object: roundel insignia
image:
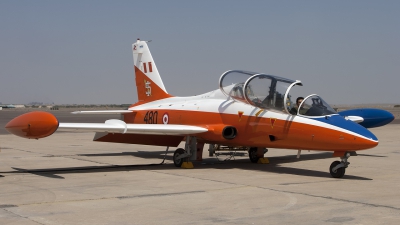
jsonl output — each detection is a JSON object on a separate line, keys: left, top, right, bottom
{"left": 163, "top": 113, "right": 169, "bottom": 124}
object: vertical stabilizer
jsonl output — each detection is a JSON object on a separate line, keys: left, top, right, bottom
{"left": 132, "top": 39, "right": 172, "bottom": 103}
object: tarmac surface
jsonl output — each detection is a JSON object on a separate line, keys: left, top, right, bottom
{"left": 0, "top": 110, "right": 400, "bottom": 224}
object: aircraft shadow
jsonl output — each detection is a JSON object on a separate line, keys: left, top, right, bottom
{"left": 1, "top": 151, "right": 372, "bottom": 181}
{"left": 356, "top": 154, "right": 387, "bottom": 158}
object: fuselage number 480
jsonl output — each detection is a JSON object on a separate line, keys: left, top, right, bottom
{"left": 144, "top": 111, "right": 158, "bottom": 124}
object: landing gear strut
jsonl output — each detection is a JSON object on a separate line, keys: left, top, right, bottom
{"left": 330, "top": 152, "right": 351, "bottom": 178}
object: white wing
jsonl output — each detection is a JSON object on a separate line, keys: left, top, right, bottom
{"left": 58, "top": 119, "right": 207, "bottom": 135}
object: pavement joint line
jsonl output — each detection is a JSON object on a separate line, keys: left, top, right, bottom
{"left": 0, "top": 204, "right": 18, "bottom": 208}
{"left": 0, "top": 190, "right": 213, "bottom": 208}
{"left": 2, "top": 208, "right": 46, "bottom": 225}
{"left": 60, "top": 155, "right": 112, "bottom": 166}
{"left": 3, "top": 147, "right": 116, "bottom": 166}
{"left": 116, "top": 190, "right": 205, "bottom": 199}
{"left": 149, "top": 170, "right": 400, "bottom": 212}
{"left": 279, "top": 180, "right": 338, "bottom": 185}
{"left": 9, "top": 148, "right": 53, "bottom": 156}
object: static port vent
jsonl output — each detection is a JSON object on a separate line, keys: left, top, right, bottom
{"left": 222, "top": 126, "right": 237, "bottom": 140}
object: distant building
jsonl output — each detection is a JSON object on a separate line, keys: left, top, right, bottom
{"left": 29, "top": 102, "right": 43, "bottom": 105}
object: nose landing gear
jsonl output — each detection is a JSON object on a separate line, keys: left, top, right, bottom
{"left": 330, "top": 152, "right": 351, "bottom": 178}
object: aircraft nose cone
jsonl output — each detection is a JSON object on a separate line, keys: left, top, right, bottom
{"left": 354, "top": 134, "right": 378, "bottom": 150}
{"left": 341, "top": 118, "right": 379, "bottom": 150}
{"left": 5, "top": 111, "right": 59, "bottom": 139}
{"left": 315, "top": 115, "right": 379, "bottom": 150}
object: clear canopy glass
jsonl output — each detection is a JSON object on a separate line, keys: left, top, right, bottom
{"left": 243, "top": 74, "right": 296, "bottom": 112}
{"left": 219, "top": 70, "right": 256, "bottom": 103}
{"left": 219, "top": 70, "right": 301, "bottom": 113}
{"left": 298, "top": 94, "right": 337, "bottom": 116}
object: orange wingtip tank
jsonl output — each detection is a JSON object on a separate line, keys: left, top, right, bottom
{"left": 5, "top": 111, "right": 59, "bottom": 139}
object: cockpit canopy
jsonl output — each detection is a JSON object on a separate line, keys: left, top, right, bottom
{"left": 219, "top": 70, "right": 337, "bottom": 117}
{"left": 219, "top": 70, "right": 302, "bottom": 113}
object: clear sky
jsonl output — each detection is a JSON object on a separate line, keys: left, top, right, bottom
{"left": 1, "top": 0, "right": 399, "bottom": 105}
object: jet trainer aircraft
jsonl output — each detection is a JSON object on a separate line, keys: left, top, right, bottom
{"left": 5, "top": 39, "right": 394, "bottom": 178}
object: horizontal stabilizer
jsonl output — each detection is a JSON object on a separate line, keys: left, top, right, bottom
{"left": 58, "top": 119, "right": 208, "bottom": 135}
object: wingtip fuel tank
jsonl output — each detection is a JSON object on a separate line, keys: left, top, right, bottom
{"left": 5, "top": 111, "right": 59, "bottom": 139}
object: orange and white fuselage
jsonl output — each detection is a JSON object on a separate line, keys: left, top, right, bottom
{"left": 124, "top": 84, "right": 378, "bottom": 152}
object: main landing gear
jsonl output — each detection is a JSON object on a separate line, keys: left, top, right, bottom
{"left": 248, "top": 147, "right": 269, "bottom": 164}
{"left": 248, "top": 147, "right": 259, "bottom": 163}
{"left": 330, "top": 152, "right": 351, "bottom": 178}
{"left": 173, "top": 136, "right": 199, "bottom": 169}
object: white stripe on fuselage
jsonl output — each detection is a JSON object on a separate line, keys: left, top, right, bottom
{"left": 129, "top": 89, "right": 376, "bottom": 142}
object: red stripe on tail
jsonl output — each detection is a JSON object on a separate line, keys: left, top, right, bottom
{"left": 143, "top": 63, "right": 147, "bottom": 73}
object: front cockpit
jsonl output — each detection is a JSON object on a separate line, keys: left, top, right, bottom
{"left": 298, "top": 94, "right": 338, "bottom": 117}
{"left": 219, "top": 70, "right": 337, "bottom": 117}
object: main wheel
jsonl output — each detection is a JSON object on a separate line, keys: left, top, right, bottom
{"left": 248, "top": 147, "right": 259, "bottom": 163}
{"left": 173, "top": 148, "right": 185, "bottom": 167}
{"left": 330, "top": 161, "right": 346, "bottom": 178}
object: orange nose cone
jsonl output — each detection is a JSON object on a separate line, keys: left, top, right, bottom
{"left": 5, "top": 111, "right": 59, "bottom": 139}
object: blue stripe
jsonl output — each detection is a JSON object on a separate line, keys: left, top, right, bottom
{"left": 309, "top": 115, "right": 378, "bottom": 141}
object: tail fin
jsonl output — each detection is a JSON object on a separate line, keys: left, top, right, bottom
{"left": 132, "top": 39, "right": 172, "bottom": 104}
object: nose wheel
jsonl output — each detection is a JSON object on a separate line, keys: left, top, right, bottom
{"left": 330, "top": 152, "right": 351, "bottom": 178}
{"left": 330, "top": 161, "right": 346, "bottom": 178}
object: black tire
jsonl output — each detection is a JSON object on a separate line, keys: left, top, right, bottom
{"left": 330, "top": 161, "right": 346, "bottom": 178}
{"left": 173, "top": 148, "right": 185, "bottom": 167}
{"left": 248, "top": 147, "right": 259, "bottom": 163}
